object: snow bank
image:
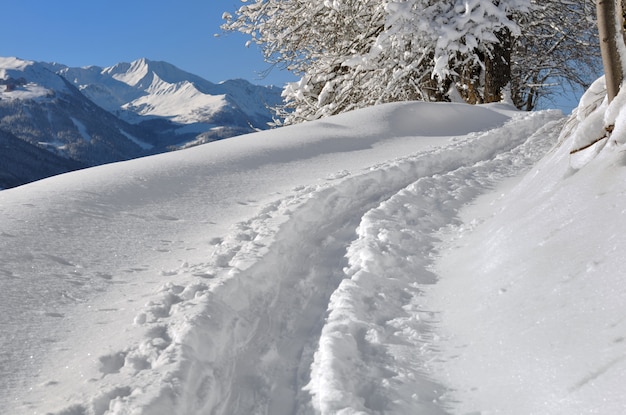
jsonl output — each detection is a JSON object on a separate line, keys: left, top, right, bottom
{"left": 428, "top": 81, "right": 626, "bottom": 413}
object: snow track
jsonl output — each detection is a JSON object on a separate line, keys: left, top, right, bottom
{"left": 310, "top": 118, "right": 562, "bottom": 414}
{"left": 56, "top": 109, "right": 561, "bottom": 414}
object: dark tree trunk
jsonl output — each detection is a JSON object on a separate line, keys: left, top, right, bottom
{"left": 460, "top": 59, "right": 484, "bottom": 105}
{"left": 484, "top": 27, "right": 512, "bottom": 103}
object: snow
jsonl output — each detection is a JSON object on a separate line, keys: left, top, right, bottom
{"left": 1, "top": 92, "right": 625, "bottom": 414}
{"left": 38, "top": 140, "right": 68, "bottom": 152}
{"left": 121, "top": 73, "right": 228, "bottom": 124}
{"left": 0, "top": 57, "right": 68, "bottom": 98}
{"left": 71, "top": 117, "right": 92, "bottom": 143}
{"left": 0, "top": 83, "right": 51, "bottom": 101}
{"left": 0, "top": 56, "right": 33, "bottom": 72}
{"left": 307, "top": 111, "right": 561, "bottom": 414}
{"left": 428, "top": 110, "right": 626, "bottom": 414}
{"left": 108, "top": 59, "right": 152, "bottom": 88}
{"left": 119, "top": 130, "right": 154, "bottom": 150}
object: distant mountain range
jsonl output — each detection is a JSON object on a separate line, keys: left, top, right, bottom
{"left": 0, "top": 57, "right": 283, "bottom": 189}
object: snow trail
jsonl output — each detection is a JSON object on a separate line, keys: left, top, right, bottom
{"left": 309, "top": 118, "right": 562, "bottom": 414}
{"left": 68, "top": 109, "right": 560, "bottom": 414}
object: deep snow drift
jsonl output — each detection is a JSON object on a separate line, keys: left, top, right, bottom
{"left": 1, "top": 92, "right": 623, "bottom": 414}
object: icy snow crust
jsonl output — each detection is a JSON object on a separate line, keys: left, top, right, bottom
{"left": 2, "top": 97, "right": 618, "bottom": 414}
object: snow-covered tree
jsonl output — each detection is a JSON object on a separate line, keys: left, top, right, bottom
{"left": 223, "top": 0, "right": 598, "bottom": 123}
{"left": 223, "top": 0, "right": 387, "bottom": 123}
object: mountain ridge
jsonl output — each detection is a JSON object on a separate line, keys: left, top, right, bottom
{"left": 57, "top": 58, "right": 282, "bottom": 128}
{"left": 0, "top": 56, "right": 283, "bottom": 189}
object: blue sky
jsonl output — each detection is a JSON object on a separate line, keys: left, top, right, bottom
{"left": 0, "top": 1, "right": 587, "bottom": 112}
{"left": 0, "top": 0, "right": 296, "bottom": 86}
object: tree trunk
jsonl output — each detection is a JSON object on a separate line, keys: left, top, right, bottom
{"left": 597, "top": 0, "right": 624, "bottom": 102}
{"left": 484, "top": 28, "right": 512, "bottom": 103}
{"left": 460, "top": 59, "right": 483, "bottom": 105}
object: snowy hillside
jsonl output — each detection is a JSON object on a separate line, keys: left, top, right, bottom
{"left": 1, "top": 92, "right": 625, "bottom": 414}
{"left": 0, "top": 57, "right": 69, "bottom": 96}
{"left": 0, "top": 129, "right": 85, "bottom": 189}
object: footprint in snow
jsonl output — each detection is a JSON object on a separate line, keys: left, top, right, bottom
{"left": 98, "top": 351, "right": 126, "bottom": 375}
{"left": 327, "top": 170, "right": 351, "bottom": 180}
{"left": 155, "top": 214, "right": 180, "bottom": 221}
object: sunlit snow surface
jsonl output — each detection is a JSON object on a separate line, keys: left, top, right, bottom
{"left": 1, "top": 97, "right": 623, "bottom": 414}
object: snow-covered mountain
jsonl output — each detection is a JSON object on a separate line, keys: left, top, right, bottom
{"left": 0, "top": 57, "right": 282, "bottom": 188}
{"left": 56, "top": 58, "right": 283, "bottom": 144}
{"left": 0, "top": 57, "right": 156, "bottom": 181}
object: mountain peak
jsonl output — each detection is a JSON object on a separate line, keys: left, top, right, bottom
{"left": 103, "top": 59, "right": 151, "bottom": 88}
{"left": 0, "top": 56, "right": 34, "bottom": 71}
{"left": 101, "top": 58, "right": 207, "bottom": 89}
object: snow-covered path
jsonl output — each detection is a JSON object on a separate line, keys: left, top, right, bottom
{"left": 305, "top": 115, "right": 562, "bottom": 414}
{"left": 1, "top": 102, "right": 564, "bottom": 414}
